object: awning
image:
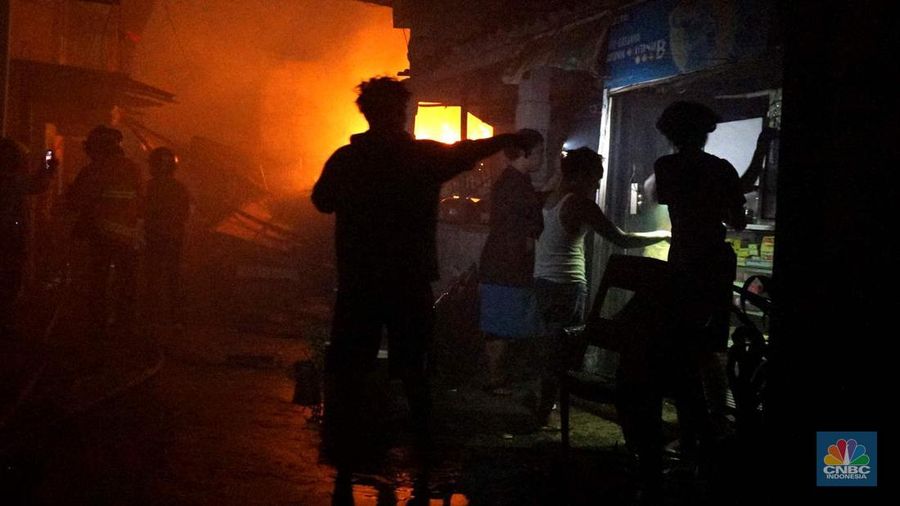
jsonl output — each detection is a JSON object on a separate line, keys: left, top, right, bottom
{"left": 502, "top": 14, "right": 611, "bottom": 84}
{"left": 11, "top": 59, "right": 175, "bottom": 110}
{"left": 421, "top": 11, "right": 611, "bottom": 85}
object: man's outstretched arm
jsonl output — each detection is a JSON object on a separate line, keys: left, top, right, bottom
{"left": 431, "top": 132, "right": 540, "bottom": 183}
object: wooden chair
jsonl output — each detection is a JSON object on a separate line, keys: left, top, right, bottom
{"left": 559, "top": 254, "right": 672, "bottom": 450}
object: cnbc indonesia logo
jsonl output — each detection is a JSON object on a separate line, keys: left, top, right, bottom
{"left": 822, "top": 438, "right": 872, "bottom": 482}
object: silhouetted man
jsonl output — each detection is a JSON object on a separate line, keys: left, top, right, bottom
{"left": 312, "top": 77, "right": 539, "bottom": 448}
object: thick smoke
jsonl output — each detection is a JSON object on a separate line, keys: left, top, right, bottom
{"left": 133, "top": 0, "right": 408, "bottom": 191}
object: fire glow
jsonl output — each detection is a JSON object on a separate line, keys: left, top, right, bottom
{"left": 414, "top": 105, "right": 494, "bottom": 144}
{"left": 135, "top": 1, "right": 410, "bottom": 191}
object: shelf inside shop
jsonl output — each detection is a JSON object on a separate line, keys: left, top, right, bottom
{"left": 737, "top": 265, "right": 773, "bottom": 273}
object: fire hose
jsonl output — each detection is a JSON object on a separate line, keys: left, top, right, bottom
{"left": 0, "top": 257, "right": 166, "bottom": 456}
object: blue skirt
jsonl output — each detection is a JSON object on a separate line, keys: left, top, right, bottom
{"left": 479, "top": 283, "right": 541, "bottom": 339}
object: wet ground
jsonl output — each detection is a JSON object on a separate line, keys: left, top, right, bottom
{"left": 3, "top": 306, "right": 723, "bottom": 506}
{"left": 1, "top": 200, "right": 761, "bottom": 505}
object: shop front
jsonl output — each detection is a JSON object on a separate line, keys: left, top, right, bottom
{"left": 590, "top": 0, "right": 781, "bottom": 328}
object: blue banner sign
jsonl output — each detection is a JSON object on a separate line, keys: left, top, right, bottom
{"left": 605, "top": 0, "right": 772, "bottom": 89}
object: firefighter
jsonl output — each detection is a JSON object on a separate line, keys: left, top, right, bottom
{"left": 67, "top": 126, "right": 143, "bottom": 336}
{"left": 1, "top": 138, "right": 58, "bottom": 339}
{"left": 145, "top": 147, "right": 191, "bottom": 327}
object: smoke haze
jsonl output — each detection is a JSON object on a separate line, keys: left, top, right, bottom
{"left": 133, "top": 0, "right": 408, "bottom": 191}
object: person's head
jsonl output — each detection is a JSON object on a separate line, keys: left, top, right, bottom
{"left": 355, "top": 77, "right": 411, "bottom": 132}
{"left": 656, "top": 101, "right": 720, "bottom": 150}
{"left": 0, "top": 137, "right": 28, "bottom": 175}
{"left": 560, "top": 147, "right": 604, "bottom": 195}
{"left": 83, "top": 125, "right": 124, "bottom": 160}
{"left": 505, "top": 129, "right": 544, "bottom": 173}
{"left": 149, "top": 147, "right": 178, "bottom": 178}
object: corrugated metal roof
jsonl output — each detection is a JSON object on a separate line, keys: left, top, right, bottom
{"left": 11, "top": 59, "right": 175, "bottom": 108}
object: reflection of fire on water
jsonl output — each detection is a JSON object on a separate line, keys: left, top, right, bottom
{"left": 414, "top": 105, "right": 493, "bottom": 144}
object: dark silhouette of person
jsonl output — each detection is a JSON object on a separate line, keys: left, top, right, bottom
{"left": 533, "top": 147, "right": 669, "bottom": 426}
{"left": 312, "top": 77, "right": 540, "bottom": 455}
{"left": 478, "top": 128, "right": 544, "bottom": 395}
{"left": 650, "top": 100, "right": 747, "bottom": 476}
{"left": 1, "top": 139, "right": 58, "bottom": 339}
{"left": 67, "top": 126, "right": 143, "bottom": 336}
{"left": 145, "top": 147, "right": 191, "bottom": 328}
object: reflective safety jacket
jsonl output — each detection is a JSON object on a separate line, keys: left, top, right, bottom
{"left": 68, "top": 155, "right": 143, "bottom": 246}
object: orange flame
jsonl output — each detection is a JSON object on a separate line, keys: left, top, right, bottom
{"left": 262, "top": 5, "right": 409, "bottom": 190}
{"left": 135, "top": 2, "right": 410, "bottom": 193}
{"left": 414, "top": 105, "right": 494, "bottom": 144}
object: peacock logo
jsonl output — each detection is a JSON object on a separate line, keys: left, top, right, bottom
{"left": 818, "top": 433, "right": 877, "bottom": 486}
{"left": 823, "top": 439, "right": 870, "bottom": 466}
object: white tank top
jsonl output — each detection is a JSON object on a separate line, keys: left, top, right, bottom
{"left": 534, "top": 193, "right": 589, "bottom": 284}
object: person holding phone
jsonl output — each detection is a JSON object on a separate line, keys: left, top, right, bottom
{"left": 1, "top": 139, "right": 58, "bottom": 339}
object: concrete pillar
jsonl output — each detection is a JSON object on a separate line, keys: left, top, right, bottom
{"left": 1, "top": 0, "right": 10, "bottom": 136}
{"left": 515, "top": 66, "right": 553, "bottom": 190}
